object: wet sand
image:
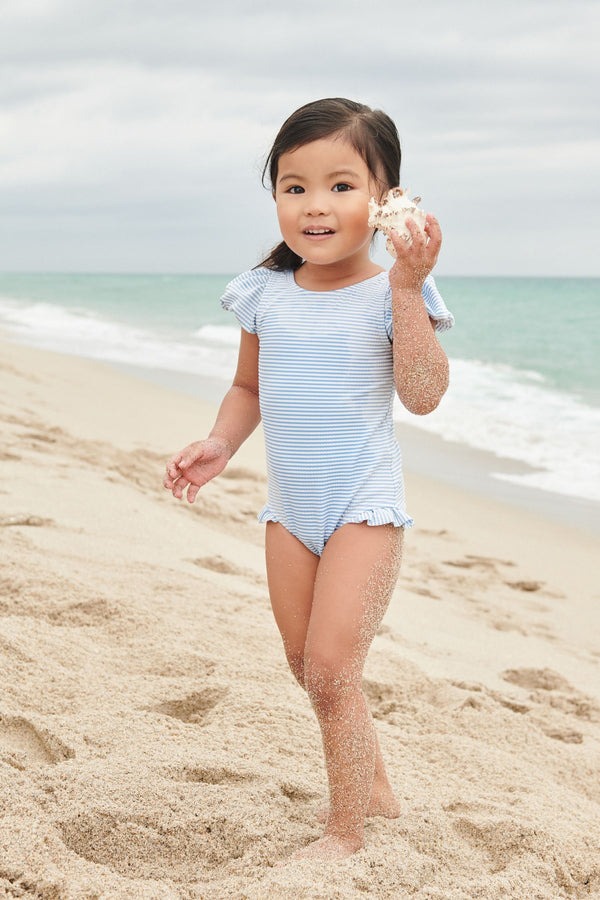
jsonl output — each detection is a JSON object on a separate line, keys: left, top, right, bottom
{"left": 1, "top": 338, "right": 599, "bottom": 899}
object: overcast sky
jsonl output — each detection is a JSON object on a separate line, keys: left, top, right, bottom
{"left": 1, "top": 0, "right": 598, "bottom": 276}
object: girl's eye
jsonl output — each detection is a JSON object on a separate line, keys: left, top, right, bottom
{"left": 332, "top": 183, "right": 352, "bottom": 192}
{"left": 287, "top": 185, "right": 304, "bottom": 194}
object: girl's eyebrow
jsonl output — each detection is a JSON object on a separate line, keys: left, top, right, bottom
{"left": 329, "top": 169, "right": 361, "bottom": 180}
{"left": 278, "top": 169, "right": 362, "bottom": 184}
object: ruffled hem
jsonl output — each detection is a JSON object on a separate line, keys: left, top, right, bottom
{"left": 257, "top": 505, "right": 279, "bottom": 525}
{"left": 257, "top": 505, "right": 414, "bottom": 531}
{"left": 339, "top": 507, "right": 414, "bottom": 530}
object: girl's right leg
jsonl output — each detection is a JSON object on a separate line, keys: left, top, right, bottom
{"left": 264, "top": 521, "right": 398, "bottom": 819}
{"left": 264, "top": 521, "right": 319, "bottom": 686}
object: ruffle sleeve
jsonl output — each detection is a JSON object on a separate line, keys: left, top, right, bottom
{"left": 220, "top": 266, "right": 271, "bottom": 334}
{"left": 385, "top": 274, "right": 455, "bottom": 340}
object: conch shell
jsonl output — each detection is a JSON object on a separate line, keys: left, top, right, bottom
{"left": 368, "top": 188, "right": 427, "bottom": 257}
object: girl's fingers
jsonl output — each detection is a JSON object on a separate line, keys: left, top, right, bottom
{"left": 166, "top": 444, "right": 207, "bottom": 480}
{"left": 389, "top": 218, "right": 425, "bottom": 256}
{"left": 164, "top": 461, "right": 183, "bottom": 488}
{"left": 424, "top": 214, "right": 442, "bottom": 262}
{"left": 173, "top": 477, "right": 190, "bottom": 498}
{"left": 404, "top": 215, "right": 426, "bottom": 246}
{"left": 166, "top": 455, "right": 183, "bottom": 479}
{"left": 389, "top": 213, "right": 441, "bottom": 269}
{"left": 424, "top": 212, "right": 440, "bottom": 236}
{"left": 389, "top": 228, "right": 409, "bottom": 255}
{"left": 187, "top": 484, "right": 200, "bottom": 503}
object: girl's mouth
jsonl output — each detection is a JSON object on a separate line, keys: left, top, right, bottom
{"left": 303, "top": 228, "right": 335, "bottom": 239}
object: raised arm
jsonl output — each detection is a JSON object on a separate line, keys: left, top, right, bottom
{"left": 163, "top": 328, "right": 260, "bottom": 502}
{"left": 388, "top": 214, "right": 449, "bottom": 415}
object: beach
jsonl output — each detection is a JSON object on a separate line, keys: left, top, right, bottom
{"left": 1, "top": 337, "right": 599, "bottom": 899}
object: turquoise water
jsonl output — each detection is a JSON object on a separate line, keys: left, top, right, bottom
{"left": 435, "top": 277, "right": 599, "bottom": 406}
{"left": 0, "top": 273, "right": 232, "bottom": 334}
{"left": 1, "top": 272, "right": 596, "bottom": 402}
{"left": 0, "top": 272, "right": 598, "bottom": 503}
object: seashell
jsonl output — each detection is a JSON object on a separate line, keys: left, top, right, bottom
{"left": 367, "top": 188, "right": 427, "bottom": 257}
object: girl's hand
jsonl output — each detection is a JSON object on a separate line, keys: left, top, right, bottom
{"left": 163, "top": 437, "right": 232, "bottom": 503}
{"left": 388, "top": 213, "right": 442, "bottom": 293}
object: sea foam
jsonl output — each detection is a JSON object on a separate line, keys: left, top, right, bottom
{"left": 1, "top": 290, "right": 598, "bottom": 504}
{"left": 393, "top": 357, "right": 600, "bottom": 501}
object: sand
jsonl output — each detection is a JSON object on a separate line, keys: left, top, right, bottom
{"left": 0, "top": 338, "right": 599, "bottom": 900}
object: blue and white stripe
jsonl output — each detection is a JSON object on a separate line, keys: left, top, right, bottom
{"left": 221, "top": 267, "right": 454, "bottom": 555}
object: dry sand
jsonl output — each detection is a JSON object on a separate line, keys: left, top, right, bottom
{"left": 0, "top": 339, "right": 599, "bottom": 900}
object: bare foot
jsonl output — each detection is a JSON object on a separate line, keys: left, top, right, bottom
{"left": 317, "top": 786, "right": 401, "bottom": 823}
{"left": 278, "top": 833, "right": 363, "bottom": 865}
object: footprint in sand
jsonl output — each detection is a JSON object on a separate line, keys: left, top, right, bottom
{"left": 0, "top": 514, "right": 54, "bottom": 527}
{"left": 447, "top": 809, "right": 545, "bottom": 874}
{"left": 505, "top": 580, "right": 544, "bottom": 592}
{"left": 541, "top": 727, "right": 584, "bottom": 744}
{"left": 454, "top": 673, "right": 596, "bottom": 745}
{"left": 403, "top": 580, "right": 441, "bottom": 599}
{"left": 489, "top": 618, "right": 529, "bottom": 636}
{"left": 362, "top": 679, "right": 402, "bottom": 720}
{"left": 419, "top": 527, "right": 452, "bottom": 538}
{"left": 152, "top": 687, "right": 229, "bottom": 724}
{"left": 145, "top": 654, "right": 217, "bottom": 680}
{"left": 58, "top": 807, "right": 253, "bottom": 879}
{"left": 191, "top": 555, "right": 245, "bottom": 576}
{"left": 279, "top": 780, "right": 320, "bottom": 802}
{"left": 174, "top": 764, "right": 255, "bottom": 785}
{"left": 190, "top": 555, "right": 265, "bottom": 585}
{"left": 19, "top": 430, "right": 60, "bottom": 444}
{"left": 0, "top": 574, "right": 113, "bottom": 628}
{"left": 0, "top": 450, "right": 20, "bottom": 461}
{"left": 500, "top": 667, "right": 600, "bottom": 742}
{"left": 449, "top": 680, "right": 531, "bottom": 715}
{"left": 45, "top": 597, "right": 114, "bottom": 628}
{"left": 443, "top": 555, "right": 516, "bottom": 570}
{"left": 502, "top": 667, "right": 573, "bottom": 692}
{"left": 0, "top": 713, "right": 75, "bottom": 769}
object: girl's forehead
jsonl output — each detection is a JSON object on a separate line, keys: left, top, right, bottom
{"left": 277, "top": 135, "right": 370, "bottom": 176}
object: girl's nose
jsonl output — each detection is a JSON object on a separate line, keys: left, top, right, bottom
{"left": 303, "top": 191, "right": 330, "bottom": 216}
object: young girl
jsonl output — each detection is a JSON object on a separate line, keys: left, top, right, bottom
{"left": 164, "top": 98, "right": 454, "bottom": 863}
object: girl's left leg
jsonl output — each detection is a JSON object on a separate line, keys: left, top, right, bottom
{"left": 293, "top": 522, "right": 402, "bottom": 861}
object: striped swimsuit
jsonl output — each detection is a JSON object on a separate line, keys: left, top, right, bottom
{"left": 221, "top": 267, "right": 454, "bottom": 556}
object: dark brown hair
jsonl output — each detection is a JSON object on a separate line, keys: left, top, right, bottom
{"left": 257, "top": 97, "right": 401, "bottom": 271}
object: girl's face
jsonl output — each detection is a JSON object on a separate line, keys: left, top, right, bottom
{"left": 273, "top": 135, "right": 381, "bottom": 272}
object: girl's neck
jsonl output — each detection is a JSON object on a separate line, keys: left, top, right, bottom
{"left": 293, "top": 260, "right": 385, "bottom": 293}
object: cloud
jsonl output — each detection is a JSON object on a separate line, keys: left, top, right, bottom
{"left": 0, "top": 0, "right": 598, "bottom": 273}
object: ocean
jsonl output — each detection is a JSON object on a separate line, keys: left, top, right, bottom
{"left": 0, "top": 273, "right": 598, "bottom": 508}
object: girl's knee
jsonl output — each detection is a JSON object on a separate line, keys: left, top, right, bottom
{"left": 304, "top": 652, "right": 359, "bottom": 713}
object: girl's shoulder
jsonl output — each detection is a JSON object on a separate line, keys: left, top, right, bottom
{"left": 222, "top": 265, "right": 279, "bottom": 298}
{"left": 220, "top": 266, "right": 286, "bottom": 334}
